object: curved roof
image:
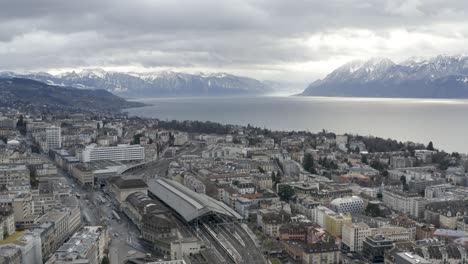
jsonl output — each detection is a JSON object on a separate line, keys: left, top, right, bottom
{"left": 148, "top": 178, "right": 242, "bottom": 222}
{"left": 126, "top": 192, "right": 152, "bottom": 208}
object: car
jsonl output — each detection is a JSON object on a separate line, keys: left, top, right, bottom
{"left": 114, "top": 233, "right": 119, "bottom": 237}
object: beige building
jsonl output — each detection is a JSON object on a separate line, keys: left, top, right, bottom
{"left": 170, "top": 237, "right": 201, "bottom": 260}
{"left": 342, "top": 222, "right": 371, "bottom": 252}
{"left": 0, "top": 165, "right": 30, "bottom": 187}
{"left": 253, "top": 174, "right": 273, "bottom": 190}
{"left": 371, "top": 225, "right": 412, "bottom": 242}
{"left": 0, "top": 193, "right": 36, "bottom": 228}
{"left": 109, "top": 177, "right": 148, "bottom": 206}
{"left": 71, "top": 164, "right": 94, "bottom": 186}
{"left": 37, "top": 211, "right": 70, "bottom": 250}
{"left": 261, "top": 212, "right": 288, "bottom": 238}
{"left": 324, "top": 213, "right": 352, "bottom": 237}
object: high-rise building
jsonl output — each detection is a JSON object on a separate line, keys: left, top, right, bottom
{"left": 46, "top": 126, "right": 61, "bottom": 151}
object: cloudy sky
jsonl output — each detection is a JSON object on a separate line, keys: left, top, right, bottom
{"left": 1, "top": 0, "right": 468, "bottom": 89}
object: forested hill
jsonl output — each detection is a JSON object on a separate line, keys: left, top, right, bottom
{"left": 0, "top": 78, "right": 145, "bottom": 113}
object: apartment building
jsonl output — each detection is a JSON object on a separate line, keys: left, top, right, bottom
{"left": 46, "top": 126, "right": 62, "bottom": 152}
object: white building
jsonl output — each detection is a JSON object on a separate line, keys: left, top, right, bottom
{"left": 174, "top": 134, "right": 188, "bottom": 146}
{"left": 330, "top": 196, "right": 365, "bottom": 215}
{"left": 382, "top": 189, "right": 428, "bottom": 218}
{"left": 48, "top": 226, "right": 108, "bottom": 264}
{"left": 0, "top": 231, "right": 43, "bottom": 264}
{"left": 81, "top": 144, "right": 145, "bottom": 162}
{"left": 336, "top": 135, "right": 348, "bottom": 151}
{"left": 342, "top": 222, "right": 371, "bottom": 252}
{"left": 371, "top": 225, "right": 412, "bottom": 242}
{"left": 235, "top": 197, "right": 253, "bottom": 219}
{"left": 414, "top": 150, "right": 436, "bottom": 163}
{"left": 46, "top": 126, "right": 62, "bottom": 151}
{"left": 314, "top": 206, "right": 335, "bottom": 227}
{"left": 342, "top": 223, "right": 412, "bottom": 253}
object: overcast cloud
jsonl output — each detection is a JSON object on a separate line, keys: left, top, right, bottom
{"left": 1, "top": 0, "right": 468, "bottom": 88}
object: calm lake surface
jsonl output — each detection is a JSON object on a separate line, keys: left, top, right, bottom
{"left": 126, "top": 96, "right": 468, "bottom": 153}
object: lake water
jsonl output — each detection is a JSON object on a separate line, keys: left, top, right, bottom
{"left": 126, "top": 96, "right": 468, "bottom": 153}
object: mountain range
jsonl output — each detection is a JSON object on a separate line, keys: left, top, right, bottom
{"left": 0, "top": 78, "right": 144, "bottom": 113}
{"left": 301, "top": 55, "right": 468, "bottom": 98}
{"left": 0, "top": 70, "right": 272, "bottom": 98}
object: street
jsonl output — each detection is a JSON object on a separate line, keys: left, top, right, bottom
{"left": 59, "top": 169, "right": 148, "bottom": 264}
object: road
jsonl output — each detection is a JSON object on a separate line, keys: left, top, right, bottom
{"left": 123, "top": 142, "right": 202, "bottom": 182}
{"left": 59, "top": 169, "right": 148, "bottom": 264}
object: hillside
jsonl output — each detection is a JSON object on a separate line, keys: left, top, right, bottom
{"left": 0, "top": 78, "right": 145, "bottom": 113}
{"left": 301, "top": 55, "right": 468, "bottom": 98}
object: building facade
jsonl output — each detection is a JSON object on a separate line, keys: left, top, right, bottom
{"left": 81, "top": 144, "right": 145, "bottom": 162}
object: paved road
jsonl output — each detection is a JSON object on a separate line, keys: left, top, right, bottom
{"left": 123, "top": 142, "right": 202, "bottom": 181}
{"left": 59, "top": 169, "right": 148, "bottom": 264}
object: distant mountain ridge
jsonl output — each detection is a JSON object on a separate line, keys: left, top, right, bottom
{"left": 0, "top": 70, "right": 272, "bottom": 97}
{"left": 0, "top": 78, "right": 145, "bottom": 113}
{"left": 301, "top": 55, "right": 468, "bottom": 98}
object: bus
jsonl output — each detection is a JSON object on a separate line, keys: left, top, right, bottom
{"left": 112, "top": 210, "right": 121, "bottom": 222}
{"left": 97, "top": 196, "right": 106, "bottom": 204}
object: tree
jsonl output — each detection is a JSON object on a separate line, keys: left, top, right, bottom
{"left": 101, "top": 256, "right": 110, "bottom": 264}
{"left": 167, "top": 132, "right": 175, "bottom": 146}
{"left": 361, "top": 155, "right": 368, "bottom": 164}
{"left": 365, "top": 203, "right": 382, "bottom": 217}
{"left": 354, "top": 146, "right": 361, "bottom": 154}
{"left": 376, "top": 193, "right": 383, "bottom": 200}
{"left": 427, "top": 141, "right": 435, "bottom": 151}
{"left": 382, "top": 170, "right": 389, "bottom": 177}
{"left": 451, "top": 152, "right": 461, "bottom": 160}
{"left": 16, "top": 115, "right": 24, "bottom": 128}
{"left": 30, "top": 168, "right": 39, "bottom": 188}
{"left": 400, "top": 175, "right": 409, "bottom": 191}
{"left": 370, "top": 160, "right": 387, "bottom": 172}
{"left": 277, "top": 185, "right": 295, "bottom": 202}
{"left": 132, "top": 133, "right": 143, "bottom": 145}
{"left": 16, "top": 115, "right": 27, "bottom": 135}
{"left": 400, "top": 175, "right": 406, "bottom": 185}
{"left": 302, "top": 153, "right": 317, "bottom": 174}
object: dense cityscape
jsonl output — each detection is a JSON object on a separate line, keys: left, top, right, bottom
{"left": 0, "top": 102, "right": 466, "bottom": 264}
{"left": 2, "top": 1, "right": 468, "bottom": 264}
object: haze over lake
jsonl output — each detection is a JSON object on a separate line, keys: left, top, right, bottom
{"left": 126, "top": 96, "right": 468, "bottom": 153}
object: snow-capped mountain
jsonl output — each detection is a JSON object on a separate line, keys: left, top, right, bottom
{"left": 0, "top": 69, "right": 273, "bottom": 97}
{"left": 301, "top": 55, "right": 468, "bottom": 98}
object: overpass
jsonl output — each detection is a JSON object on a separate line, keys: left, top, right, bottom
{"left": 147, "top": 178, "right": 242, "bottom": 222}
{"left": 118, "top": 162, "right": 148, "bottom": 175}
